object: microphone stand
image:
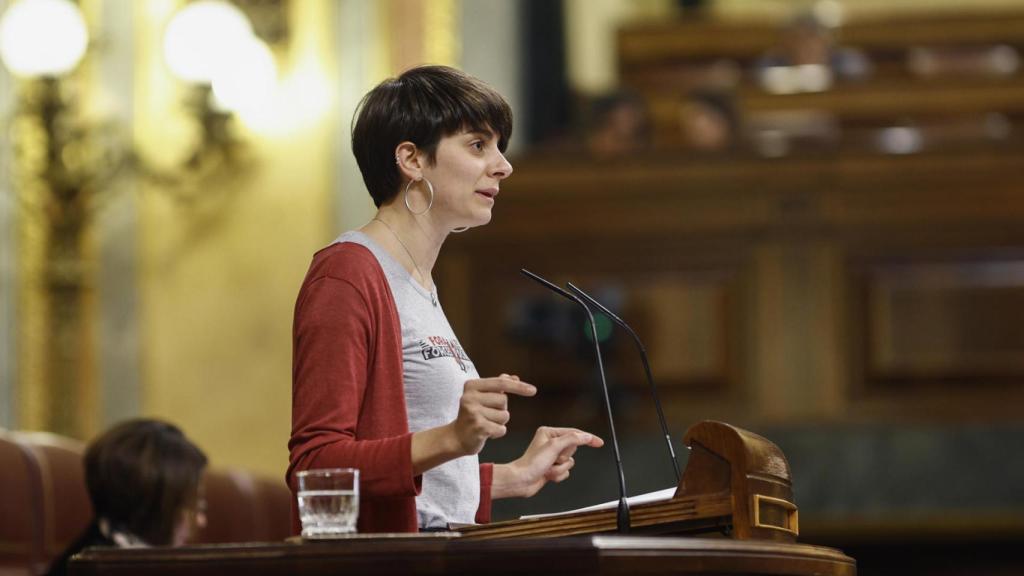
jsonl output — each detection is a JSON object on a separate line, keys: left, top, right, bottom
{"left": 520, "top": 269, "right": 630, "bottom": 534}
{"left": 566, "top": 282, "right": 681, "bottom": 483}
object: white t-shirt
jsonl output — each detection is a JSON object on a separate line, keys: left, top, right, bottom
{"left": 336, "top": 231, "right": 481, "bottom": 529}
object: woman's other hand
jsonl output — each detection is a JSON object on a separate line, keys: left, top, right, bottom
{"left": 451, "top": 374, "right": 536, "bottom": 455}
{"left": 492, "top": 426, "right": 605, "bottom": 499}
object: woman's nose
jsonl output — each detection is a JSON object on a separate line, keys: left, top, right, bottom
{"left": 492, "top": 152, "right": 513, "bottom": 179}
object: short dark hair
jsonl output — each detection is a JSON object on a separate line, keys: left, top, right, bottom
{"left": 352, "top": 65, "right": 513, "bottom": 207}
{"left": 84, "top": 419, "right": 207, "bottom": 545}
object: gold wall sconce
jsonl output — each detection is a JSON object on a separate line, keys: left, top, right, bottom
{"left": 159, "top": 0, "right": 279, "bottom": 193}
{"left": 0, "top": 0, "right": 283, "bottom": 436}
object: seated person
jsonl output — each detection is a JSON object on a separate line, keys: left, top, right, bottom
{"left": 584, "top": 90, "right": 652, "bottom": 158}
{"left": 679, "top": 89, "right": 740, "bottom": 153}
{"left": 755, "top": 12, "right": 871, "bottom": 93}
{"left": 46, "top": 419, "right": 208, "bottom": 576}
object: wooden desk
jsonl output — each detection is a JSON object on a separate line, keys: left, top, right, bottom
{"left": 70, "top": 535, "right": 855, "bottom": 576}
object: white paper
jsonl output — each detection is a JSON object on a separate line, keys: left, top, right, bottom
{"left": 519, "top": 487, "right": 677, "bottom": 520}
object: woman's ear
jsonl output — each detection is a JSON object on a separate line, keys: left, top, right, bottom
{"left": 395, "top": 142, "right": 424, "bottom": 181}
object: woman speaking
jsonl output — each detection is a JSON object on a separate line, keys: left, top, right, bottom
{"left": 287, "top": 65, "right": 603, "bottom": 533}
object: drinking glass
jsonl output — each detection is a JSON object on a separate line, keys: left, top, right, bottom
{"left": 296, "top": 468, "right": 359, "bottom": 537}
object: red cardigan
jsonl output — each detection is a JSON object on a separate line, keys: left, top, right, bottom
{"left": 287, "top": 242, "right": 493, "bottom": 534}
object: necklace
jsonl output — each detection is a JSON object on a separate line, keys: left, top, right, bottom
{"left": 372, "top": 217, "right": 437, "bottom": 306}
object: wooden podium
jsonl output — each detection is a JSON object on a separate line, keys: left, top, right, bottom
{"left": 459, "top": 420, "right": 801, "bottom": 541}
{"left": 72, "top": 535, "right": 855, "bottom": 576}
{"left": 71, "top": 421, "right": 854, "bottom": 576}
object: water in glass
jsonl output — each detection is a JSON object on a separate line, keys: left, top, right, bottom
{"left": 298, "top": 489, "right": 358, "bottom": 537}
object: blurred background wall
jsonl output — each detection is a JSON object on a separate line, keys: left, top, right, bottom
{"left": 2, "top": 1, "right": 1024, "bottom": 573}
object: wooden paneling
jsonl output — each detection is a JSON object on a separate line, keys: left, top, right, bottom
{"left": 866, "top": 259, "right": 1024, "bottom": 378}
{"left": 441, "top": 234, "right": 745, "bottom": 431}
{"left": 436, "top": 149, "right": 1024, "bottom": 426}
{"left": 844, "top": 251, "right": 1024, "bottom": 420}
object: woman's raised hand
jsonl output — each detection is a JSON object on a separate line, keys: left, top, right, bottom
{"left": 451, "top": 374, "right": 536, "bottom": 456}
{"left": 491, "top": 426, "right": 605, "bottom": 499}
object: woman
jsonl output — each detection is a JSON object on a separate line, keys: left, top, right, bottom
{"left": 46, "top": 419, "right": 208, "bottom": 576}
{"left": 288, "top": 65, "right": 604, "bottom": 533}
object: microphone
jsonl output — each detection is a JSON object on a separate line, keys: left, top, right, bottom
{"left": 566, "top": 282, "right": 681, "bottom": 483}
{"left": 520, "top": 269, "right": 630, "bottom": 534}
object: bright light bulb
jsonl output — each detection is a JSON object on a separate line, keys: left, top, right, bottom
{"left": 812, "top": 0, "right": 844, "bottom": 29}
{"left": 210, "top": 35, "right": 277, "bottom": 116}
{"left": 0, "top": 0, "right": 88, "bottom": 77}
{"left": 163, "top": 0, "right": 253, "bottom": 84}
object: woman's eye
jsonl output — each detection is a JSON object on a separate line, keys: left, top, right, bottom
{"left": 471, "top": 141, "right": 484, "bottom": 151}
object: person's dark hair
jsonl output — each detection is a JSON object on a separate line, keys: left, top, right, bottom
{"left": 352, "top": 65, "right": 513, "bottom": 207}
{"left": 84, "top": 419, "right": 207, "bottom": 545}
{"left": 588, "top": 90, "right": 646, "bottom": 127}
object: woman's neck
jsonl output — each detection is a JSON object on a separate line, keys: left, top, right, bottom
{"left": 362, "top": 204, "right": 446, "bottom": 289}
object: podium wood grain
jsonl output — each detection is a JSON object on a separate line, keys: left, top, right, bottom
{"left": 71, "top": 536, "right": 856, "bottom": 576}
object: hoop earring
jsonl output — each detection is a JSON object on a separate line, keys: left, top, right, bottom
{"left": 404, "top": 177, "right": 434, "bottom": 215}
{"left": 451, "top": 226, "right": 469, "bottom": 233}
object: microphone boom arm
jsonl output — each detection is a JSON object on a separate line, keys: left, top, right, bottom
{"left": 566, "top": 282, "right": 682, "bottom": 483}
{"left": 520, "top": 269, "right": 631, "bottom": 534}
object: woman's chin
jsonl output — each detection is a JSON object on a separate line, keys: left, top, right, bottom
{"left": 465, "top": 211, "right": 493, "bottom": 228}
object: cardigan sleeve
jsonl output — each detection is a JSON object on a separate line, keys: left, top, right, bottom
{"left": 288, "top": 274, "right": 421, "bottom": 499}
{"left": 474, "top": 462, "right": 494, "bottom": 524}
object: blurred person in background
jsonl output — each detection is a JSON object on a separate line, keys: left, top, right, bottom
{"left": 46, "top": 419, "right": 208, "bottom": 576}
{"left": 679, "top": 89, "right": 741, "bottom": 153}
{"left": 755, "top": 12, "right": 871, "bottom": 93}
{"left": 584, "top": 90, "right": 652, "bottom": 158}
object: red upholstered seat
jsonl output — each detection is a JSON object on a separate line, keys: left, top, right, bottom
{"left": 0, "top": 431, "right": 46, "bottom": 576}
{"left": 13, "top": 433, "right": 92, "bottom": 560}
{"left": 0, "top": 431, "right": 90, "bottom": 575}
{"left": 253, "top": 475, "right": 292, "bottom": 542}
{"left": 199, "top": 469, "right": 260, "bottom": 544}
{"left": 199, "top": 469, "right": 292, "bottom": 544}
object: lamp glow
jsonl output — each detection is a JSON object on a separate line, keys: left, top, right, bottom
{"left": 163, "top": 0, "right": 253, "bottom": 84}
{"left": 211, "top": 35, "right": 277, "bottom": 115}
{"left": 0, "top": 0, "right": 88, "bottom": 77}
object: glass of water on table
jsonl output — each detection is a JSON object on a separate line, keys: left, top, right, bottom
{"left": 296, "top": 468, "right": 359, "bottom": 538}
